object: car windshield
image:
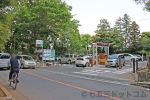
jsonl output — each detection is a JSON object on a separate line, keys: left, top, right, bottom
{"left": 79, "top": 55, "right": 85, "bottom": 57}
{"left": 108, "top": 55, "right": 118, "bottom": 59}
{"left": 0, "top": 54, "right": 10, "bottom": 59}
{"left": 23, "top": 56, "right": 33, "bottom": 61}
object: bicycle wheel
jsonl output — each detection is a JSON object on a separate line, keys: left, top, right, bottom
{"left": 13, "top": 73, "right": 17, "bottom": 90}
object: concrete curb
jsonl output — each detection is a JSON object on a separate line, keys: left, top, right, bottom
{"left": 0, "top": 85, "right": 14, "bottom": 100}
{"left": 130, "top": 82, "right": 150, "bottom": 88}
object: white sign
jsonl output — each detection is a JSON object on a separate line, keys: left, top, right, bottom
{"left": 43, "top": 49, "right": 55, "bottom": 60}
{"left": 36, "top": 40, "right": 43, "bottom": 44}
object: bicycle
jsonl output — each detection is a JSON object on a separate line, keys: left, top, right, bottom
{"left": 9, "top": 72, "right": 19, "bottom": 90}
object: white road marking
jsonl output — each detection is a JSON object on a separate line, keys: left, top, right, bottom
{"left": 113, "top": 71, "right": 126, "bottom": 74}
{"left": 36, "top": 69, "right": 129, "bottom": 86}
{"left": 104, "top": 71, "right": 111, "bottom": 72}
{"left": 74, "top": 72, "right": 98, "bottom": 75}
{"left": 81, "top": 69, "right": 96, "bottom": 72}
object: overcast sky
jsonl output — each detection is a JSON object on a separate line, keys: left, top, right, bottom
{"left": 64, "top": 0, "right": 150, "bottom": 35}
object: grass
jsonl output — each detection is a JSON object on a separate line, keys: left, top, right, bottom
{"left": 138, "top": 67, "right": 150, "bottom": 72}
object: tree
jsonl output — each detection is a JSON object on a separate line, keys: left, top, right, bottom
{"left": 93, "top": 19, "right": 124, "bottom": 54}
{"left": 114, "top": 17, "right": 122, "bottom": 32}
{"left": 138, "top": 32, "right": 150, "bottom": 51}
{"left": 80, "top": 34, "right": 91, "bottom": 54}
{"left": 134, "top": 0, "right": 150, "bottom": 12}
{"left": 129, "top": 21, "right": 140, "bottom": 51}
{"left": 96, "top": 19, "right": 111, "bottom": 32}
{"left": 5, "top": 0, "right": 80, "bottom": 55}
{"left": 138, "top": 32, "right": 150, "bottom": 69}
{"left": 114, "top": 17, "right": 124, "bottom": 51}
{"left": 0, "top": 0, "right": 15, "bottom": 51}
{"left": 122, "top": 14, "right": 131, "bottom": 50}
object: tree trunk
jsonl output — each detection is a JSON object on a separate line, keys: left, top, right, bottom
{"left": 148, "top": 57, "right": 150, "bottom": 69}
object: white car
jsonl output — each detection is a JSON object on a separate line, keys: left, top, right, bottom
{"left": 75, "top": 57, "right": 89, "bottom": 67}
{"left": 17, "top": 55, "right": 36, "bottom": 69}
{"left": 0, "top": 53, "right": 10, "bottom": 70}
{"left": 121, "top": 53, "right": 138, "bottom": 61}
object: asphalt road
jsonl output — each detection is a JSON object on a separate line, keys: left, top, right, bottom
{"left": 0, "top": 62, "right": 149, "bottom": 100}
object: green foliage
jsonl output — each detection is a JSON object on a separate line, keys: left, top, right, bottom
{"left": 134, "top": 0, "right": 150, "bottom": 11}
{"left": 79, "top": 34, "right": 91, "bottom": 54}
{"left": 93, "top": 19, "right": 124, "bottom": 54}
{"left": 0, "top": 0, "right": 16, "bottom": 52}
{"left": 138, "top": 32, "right": 150, "bottom": 51}
{"left": 128, "top": 21, "right": 140, "bottom": 51}
{"left": 5, "top": 0, "right": 80, "bottom": 55}
{"left": 122, "top": 14, "right": 131, "bottom": 50}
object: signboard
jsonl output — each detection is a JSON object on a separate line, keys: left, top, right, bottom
{"left": 18, "top": 52, "right": 22, "bottom": 55}
{"left": 43, "top": 49, "right": 55, "bottom": 60}
{"left": 36, "top": 40, "right": 43, "bottom": 47}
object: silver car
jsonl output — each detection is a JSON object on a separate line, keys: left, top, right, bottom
{"left": 0, "top": 53, "right": 10, "bottom": 70}
{"left": 17, "top": 55, "right": 36, "bottom": 69}
{"left": 105, "top": 54, "right": 125, "bottom": 67}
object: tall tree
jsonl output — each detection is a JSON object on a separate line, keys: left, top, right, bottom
{"left": 0, "top": 0, "right": 15, "bottom": 51}
{"left": 129, "top": 21, "right": 140, "bottom": 51}
{"left": 94, "top": 19, "right": 123, "bottom": 54}
{"left": 122, "top": 14, "right": 131, "bottom": 50}
{"left": 95, "top": 19, "right": 111, "bottom": 42}
{"left": 114, "top": 17, "right": 124, "bottom": 51}
{"left": 114, "top": 17, "right": 122, "bottom": 32}
{"left": 96, "top": 19, "right": 111, "bottom": 32}
{"left": 5, "top": 0, "right": 80, "bottom": 55}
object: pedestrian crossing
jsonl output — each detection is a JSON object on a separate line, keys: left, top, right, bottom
{"left": 74, "top": 68, "right": 133, "bottom": 75}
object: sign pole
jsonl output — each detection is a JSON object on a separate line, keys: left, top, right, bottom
{"left": 42, "top": 44, "right": 44, "bottom": 66}
{"left": 36, "top": 40, "right": 44, "bottom": 67}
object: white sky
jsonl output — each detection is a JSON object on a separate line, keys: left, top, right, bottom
{"left": 65, "top": 0, "right": 150, "bottom": 35}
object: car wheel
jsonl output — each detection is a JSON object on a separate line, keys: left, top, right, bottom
{"left": 68, "top": 60, "right": 71, "bottom": 64}
{"left": 85, "top": 63, "right": 88, "bottom": 67}
{"left": 58, "top": 59, "right": 61, "bottom": 64}
{"left": 76, "top": 65, "right": 79, "bottom": 67}
{"left": 32, "top": 67, "right": 35, "bottom": 69}
{"left": 21, "top": 64, "right": 24, "bottom": 69}
{"left": 115, "top": 63, "right": 118, "bottom": 68}
{"left": 123, "top": 62, "right": 125, "bottom": 66}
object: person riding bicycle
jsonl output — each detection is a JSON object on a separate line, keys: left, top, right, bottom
{"left": 8, "top": 53, "right": 20, "bottom": 82}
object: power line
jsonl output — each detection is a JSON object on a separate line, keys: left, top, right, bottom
{"left": 139, "top": 18, "right": 150, "bottom": 21}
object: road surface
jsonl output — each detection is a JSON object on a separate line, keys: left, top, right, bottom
{"left": 0, "top": 62, "right": 149, "bottom": 100}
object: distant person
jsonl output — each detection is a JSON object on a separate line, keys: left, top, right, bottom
{"left": 8, "top": 54, "right": 20, "bottom": 82}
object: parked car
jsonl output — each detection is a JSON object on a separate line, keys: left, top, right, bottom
{"left": 55, "top": 55, "right": 62, "bottom": 62}
{"left": 105, "top": 54, "right": 125, "bottom": 67}
{"left": 59, "top": 54, "right": 78, "bottom": 64}
{"left": 75, "top": 56, "right": 89, "bottom": 67}
{"left": 17, "top": 55, "right": 36, "bottom": 69}
{"left": 0, "top": 53, "right": 10, "bottom": 70}
{"left": 120, "top": 53, "right": 138, "bottom": 61}
{"left": 133, "top": 54, "right": 142, "bottom": 61}
{"left": 87, "top": 54, "right": 92, "bottom": 57}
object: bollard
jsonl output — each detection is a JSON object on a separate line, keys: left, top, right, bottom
{"left": 136, "top": 60, "right": 138, "bottom": 71}
{"left": 118, "top": 56, "right": 122, "bottom": 69}
{"left": 133, "top": 58, "right": 135, "bottom": 73}
{"left": 89, "top": 58, "right": 93, "bottom": 67}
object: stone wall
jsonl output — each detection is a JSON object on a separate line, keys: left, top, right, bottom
{"left": 137, "top": 72, "right": 150, "bottom": 82}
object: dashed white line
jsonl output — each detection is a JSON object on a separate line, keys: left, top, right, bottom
{"left": 36, "top": 69, "right": 129, "bottom": 86}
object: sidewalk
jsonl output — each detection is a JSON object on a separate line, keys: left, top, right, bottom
{"left": 0, "top": 76, "right": 28, "bottom": 100}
